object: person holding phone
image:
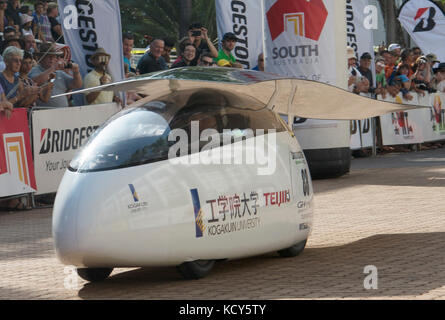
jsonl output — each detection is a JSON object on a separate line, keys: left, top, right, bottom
{"left": 84, "top": 47, "right": 121, "bottom": 105}
{"left": 187, "top": 22, "right": 218, "bottom": 65}
{"left": 29, "top": 42, "right": 82, "bottom": 107}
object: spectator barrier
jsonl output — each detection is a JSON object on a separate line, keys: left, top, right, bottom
{"left": 1, "top": 93, "right": 444, "bottom": 200}
{"left": 0, "top": 108, "right": 37, "bottom": 198}
{"left": 378, "top": 92, "right": 445, "bottom": 146}
{"left": 30, "top": 103, "right": 121, "bottom": 195}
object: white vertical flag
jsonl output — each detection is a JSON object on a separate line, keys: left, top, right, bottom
{"left": 215, "top": 0, "right": 264, "bottom": 69}
{"left": 398, "top": 0, "right": 445, "bottom": 62}
{"left": 57, "top": 0, "right": 125, "bottom": 84}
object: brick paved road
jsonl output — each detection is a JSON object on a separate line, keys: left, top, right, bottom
{"left": 1, "top": 149, "right": 445, "bottom": 300}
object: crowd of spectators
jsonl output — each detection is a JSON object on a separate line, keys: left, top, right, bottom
{"left": 347, "top": 43, "right": 445, "bottom": 100}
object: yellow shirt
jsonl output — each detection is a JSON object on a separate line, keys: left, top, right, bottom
{"left": 83, "top": 70, "right": 114, "bottom": 104}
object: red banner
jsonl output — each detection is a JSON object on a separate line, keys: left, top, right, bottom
{"left": 0, "top": 108, "right": 37, "bottom": 197}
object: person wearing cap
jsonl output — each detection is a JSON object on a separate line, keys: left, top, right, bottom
{"left": 388, "top": 43, "right": 401, "bottom": 57}
{"left": 29, "top": 42, "right": 82, "bottom": 107}
{"left": 357, "top": 52, "right": 375, "bottom": 95}
{"left": 84, "top": 48, "right": 120, "bottom": 105}
{"left": 187, "top": 22, "right": 218, "bottom": 65}
{"left": 136, "top": 39, "right": 168, "bottom": 74}
{"left": 432, "top": 62, "right": 445, "bottom": 93}
{"left": 216, "top": 32, "right": 242, "bottom": 68}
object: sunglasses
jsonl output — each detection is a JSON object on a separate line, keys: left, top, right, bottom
{"left": 201, "top": 60, "right": 213, "bottom": 66}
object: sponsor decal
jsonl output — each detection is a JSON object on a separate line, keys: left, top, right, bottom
{"left": 266, "top": 0, "right": 328, "bottom": 41}
{"left": 263, "top": 190, "right": 290, "bottom": 207}
{"left": 391, "top": 111, "right": 414, "bottom": 139}
{"left": 39, "top": 126, "right": 99, "bottom": 154}
{"left": 3, "top": 133, "right": 31, "bottom": 187}
{"left": 413, "top": 7, "right": 436, "bottom": 32}
{"left": 431, "top": 95, "right": 445, "bottom": 134}
{"left": 191, "top": 188, "right": 205, "bottom": 238}
{"left": 127, "top": 184, "right": 148, "bottom": 212}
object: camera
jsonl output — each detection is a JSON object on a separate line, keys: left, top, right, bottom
{"left": 192, "top": 30, "right": 201, "bottom": 37}
{"left": 65, "top": 61, "right": 73, "bottom": 69}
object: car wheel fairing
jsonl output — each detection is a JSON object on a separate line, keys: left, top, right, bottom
{"left": 277, "top": 239, "right": 307, "bottom": 258}
{"left": 177, "top": 260, "right": 216, "bottom": 279}
{"left": 76, "top": 267, "right": 113, "bottom": 282}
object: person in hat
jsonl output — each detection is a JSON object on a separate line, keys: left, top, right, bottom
{"left": 84, "top": 48, "right": 120, "bottom": 105}
{"left": 20, "top": 13, "right": 34, "bottom": 37}
{"left": 215, "top": 32, "right": 242, "bottom": 68}
{"left": 388, "top": 43, "right": 401, "bottom": 57}
{"left": 357, "top": 52, "right": 376, "bottom": 96}
{"left": 29, "top": 42, "right": 82, "bottom": 107}
{"left": 433, "top": 62, "right": 445, "bottom": 93}
{"left": 347, "top": 46, "right": 368, "bottom": 94}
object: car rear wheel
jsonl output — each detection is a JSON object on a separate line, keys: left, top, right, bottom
{"left": 277, "top": 239, "right": 307, "bottom": 258}
{"left": 76, "top": 267, "right": 113, "bottom": 282}
{"left": 177, "top": 260, "right": 215, "bottom": 279}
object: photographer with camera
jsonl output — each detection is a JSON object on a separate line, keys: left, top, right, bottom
{"left": 29, "top": 43, "right": 82, "bottom": 107}
{"left": 187, "top": 22, "right": 218, "bottom": 65}
{"left": 84, "top": 48, "right": 121, "bottom": 105}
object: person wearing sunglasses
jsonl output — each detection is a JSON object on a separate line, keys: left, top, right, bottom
{"left": 198, "top": 52, "right": 215, "bottom": 67}
{"left": 84, "top": 47, "right": 120, "bottom": 105}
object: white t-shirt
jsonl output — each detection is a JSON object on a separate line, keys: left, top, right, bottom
{"left": 437, "top": 80, "right": 445, "bottom": 93}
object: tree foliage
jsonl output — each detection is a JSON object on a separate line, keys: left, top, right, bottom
{"left": 120, "top": 0, "right": 217, "bottom": 48}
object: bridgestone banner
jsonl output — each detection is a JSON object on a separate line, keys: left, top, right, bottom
{"left": 215, "top": 0, "right": 264, "bottom": 69}
{"left": 398, "top": 0, "right": 445, "bottom": 62}
{"left": 57, "top": 0, "right": 125, "bottom": 84}
{"left": 31, "top": 103, "right": 120, "bottom": 195}
{"left": 0, "top": 109, "right": 37, "bottom": 197}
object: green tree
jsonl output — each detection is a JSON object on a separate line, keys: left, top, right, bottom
{"left": 120, "top": 0, "right": 217, "bottom": 48}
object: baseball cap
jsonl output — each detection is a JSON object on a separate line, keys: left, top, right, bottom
{"left": 388, "top": 43, "right": 401, "bottom": 52}
{"left": 433, "top": 62, "right": 445, "bottom": 73}
{"left": 360, "top": 52, "right": 372, "bottom": 60}
{"left": 217, "top": 59, "right": 232, "bottom": 67}
{"left": 222, "top": 32, "right": 238, "bottom": 41}
{"left": 346, "top": 46, "right": 356, "bottom": 60}
{"left": 426, "top": 53, "right": 440, "bottom": 63}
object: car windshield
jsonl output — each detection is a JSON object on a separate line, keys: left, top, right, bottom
{"left": 69, "top": 89, "right": 287, "bottom": 173}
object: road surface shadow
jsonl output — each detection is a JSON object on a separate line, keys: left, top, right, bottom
{"left": 78, "top": 232, "right": 445, "bottom": 299}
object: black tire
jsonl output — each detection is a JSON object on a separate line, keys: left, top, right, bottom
{"left": 277, "top": 240, "right": 307, "bottom": 258}
{"left": 76, "top": 267, "right": 113, "bottom": 282}
{"left": 177, "top": 260, "right": 215, "bottom": 280}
